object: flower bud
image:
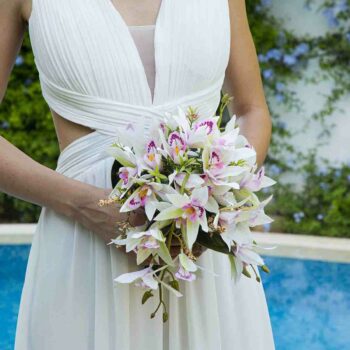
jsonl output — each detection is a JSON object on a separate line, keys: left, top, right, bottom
{"left": 261, "top": 265, "right": 270, "bottom": 274}
{"left": 169, "top": 280, "right": 180, "bottom": 291}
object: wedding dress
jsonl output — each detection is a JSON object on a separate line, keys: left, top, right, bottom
{"left": 15, "top": 0, "right": 275, "bottom": 349}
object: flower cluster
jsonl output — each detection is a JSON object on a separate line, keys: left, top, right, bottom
{"left": 103, "top": 96, "right": 276, "bottom": 321}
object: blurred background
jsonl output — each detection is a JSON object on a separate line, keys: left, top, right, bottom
{"left": 0, "top": 0, "right": 349, "bottom": 349}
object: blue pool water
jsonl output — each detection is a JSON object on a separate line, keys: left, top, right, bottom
{"left": 0, "top": 245, "right": 349, "bottom": 350}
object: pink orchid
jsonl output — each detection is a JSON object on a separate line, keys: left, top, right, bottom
{"left": 143, "top": 140, "right": 162, "bottom": 169}
{"left": 119, "top": 166, "right": 138, "bottom": 188}
{"left": 174, "top": 252, "right": 198, "bottom": 281}
{"left": 154, "top": 187, "right": 218, "bottom": 250}
{"left": 240, "top": 166, "right": 276, "bottom": 192}
{"left": 203, "top": 147, "right": 245, "bottom": 188}
{"left": 119, "top": 182, "right": 163, "bottom": 220}
{"left": 175, "top": 266, "right": 196, "bottom": 281}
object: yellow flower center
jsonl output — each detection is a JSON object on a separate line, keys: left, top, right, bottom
{"left": 184, "top": 206, "right": 195, "bottom": 216}
{"left": 139, "top": 187, "right": 149, "bottom": 199}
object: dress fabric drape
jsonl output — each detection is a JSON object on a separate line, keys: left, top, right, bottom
{"left": 14, "top": 0, "right": 275, "bottom": 349}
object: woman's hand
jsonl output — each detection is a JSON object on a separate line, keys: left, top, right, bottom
{"left": 70, "top": 186, "right": 147, "bottom": 244}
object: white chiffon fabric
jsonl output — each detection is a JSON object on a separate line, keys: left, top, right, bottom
{"left": 14, "top": 0, "right": 275, "bottom": 349}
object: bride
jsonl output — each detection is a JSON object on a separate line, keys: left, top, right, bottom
{"left": 0, "top": 0, "right": 275, "bottom": 349}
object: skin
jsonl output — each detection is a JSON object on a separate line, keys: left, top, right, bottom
{"left": 223, "top": 0, "right": 272, "bottom": 168}
{"left": 0, "top": 0, "right": 271, "bottom": 261}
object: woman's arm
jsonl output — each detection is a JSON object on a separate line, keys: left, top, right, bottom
{"left": 0, "top": 0, "right": 88, "bottom": 217}
{"left": 222, "top": 0, "right": 272, "bottom": 168}
{"left": 0, "top": 0, "right": 145, "bottom": 242}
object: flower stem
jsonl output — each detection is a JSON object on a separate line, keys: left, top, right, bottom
{"left": 150, "top": 282, "right": 163, "bottom": 318}
{"left": 180, "top": 172, "right": 190, "bottom": 194}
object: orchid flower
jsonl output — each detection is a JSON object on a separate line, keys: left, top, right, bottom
{"left": 168, "top": 131, "right": 187, "bottom": 162}
{"left": 230, "top": 241, "right": 265, "bottom": 282}
{"left": 118, "top": 166, "right": 138, "bottom": 189}
{"left": 232, "top": 194, "right": 274, "bottom": 227}
{"left": 119, "top": 182, "right": 163, "bottom": 220}
{"left": 204, "top": 115, "right": 240, "bottom": 152}
{"left": 174, "top": 252, "right": 198, "bottom": 281}
{"left": 240, "top": 166, "right": 276, "bottom": 192}
{"left": 155, "top": 187, "right": 218, "bottom": 250}
{"left": 114, "top": 266, "right": 163, "bottom": 290}
{"left": 111, "top": 225, "right": 174, "bottom": 266}
{"left": 169, "top": 172, "right": 205, "bottom": 190}
{"left": 187, "top": 117, "right": 220, "bottom": 148}
{"left": 143, "top": 140, "right": 162, "bottom": 170}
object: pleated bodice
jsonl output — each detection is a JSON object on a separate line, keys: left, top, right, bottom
{"left": 28, "top": 0, "right": 231, "bottom": 137}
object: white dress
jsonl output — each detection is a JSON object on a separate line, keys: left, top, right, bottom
{"left": 15, "top": 0, "right": 275, "bottom": 349}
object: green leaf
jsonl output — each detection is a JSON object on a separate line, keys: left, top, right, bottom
{"left": 195, "top": 230, "right": 231, "bottom": 255}
{"left": 142, "top": 290, "right": 154, "bottom": 304}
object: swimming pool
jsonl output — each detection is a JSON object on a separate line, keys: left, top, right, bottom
{"left": 1, "top": 245, "right": 349, "bottom": 350}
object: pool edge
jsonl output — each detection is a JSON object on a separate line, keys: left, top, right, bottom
{"left": 0, "top": 224, "right": 349, "bottom": 263}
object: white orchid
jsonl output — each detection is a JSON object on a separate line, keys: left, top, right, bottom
{"left": 119, "top": 182, "right": 163, "bottom": 221}
{"left": 240, "top": 166, "right": 276, "bottom": 192}
{"left": 174, "top": 252, "right": 198, "bottom": 282}
{"left": 155, "top": 187, "right": 218, "bottom": 250}
{"left": 202, "top": 146, "right": 245, "bottom": 189}
{"left": 114, "top": 266, "right": 160, "bottom": 290}
{"left": 111, "top": 224, "right": 174, "bottom": 267}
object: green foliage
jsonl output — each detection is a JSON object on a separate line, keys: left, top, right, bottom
{"left": 246, "top": 0, "right": 350, "bottom": 237}
{"left": 265, "top": 153, "right": 350, "bottom": 237}
{"left": 0, "top": 35, "right": 59, "bottom": 222}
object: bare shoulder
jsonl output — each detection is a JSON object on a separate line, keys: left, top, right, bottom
{"left": 0, "top": 0, "right": 31, "bottom": 24}
{"left": 0, "top": 0, "right": 29, "bottom": 101}
{"left": 21, "top": 0, "right": 32, "bottom": 24}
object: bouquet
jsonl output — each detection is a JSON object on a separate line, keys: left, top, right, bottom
{"left": 99, "top": 94, "right": 276, "bottom": 322}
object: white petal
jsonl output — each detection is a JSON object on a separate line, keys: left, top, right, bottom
{"left": 231, "top": 148, "right": 256, "bottom": 162}
{"left": 205, "top": 196, "right": 219, "bottom": 213}
{"left": 228, "top": 255, "right": 243, "bottom": 282}
{"left": 166, "top": 193, "right": 190, "bottom": 208}
{"left": 114, "top": 267, "right": 150, "bottom": 284}
{"left": 224, "top": 115, "right": 237, "bottom": 132}
{"left": 136, "top": 248, "right": 153, "bottom": 265}
{"left": 154, "top": 207, "right": 183, "bottom": 221}
{"left": 149, "top": 228, "right": 166, "bottom": 241}
{"left": 175, "top": 173, "right": 205, "bottom": 189}
{"left": 168, "top": 170, "right": 177, "bottom": 185}
{"left": 145, "top": 200, "right": 158, "bottom": 221}
{"left": 142, "top": 273, "right": 159, "bottom": 290}
{"left": 106, "top": 146, "right": 136, "bottom": 168}
{"left": 191, "top": 186, "right": 208, "bottom": 206}
{"left": 179, "top": 253, "right": 197, "bottom": 272}
{"left": 186, "top": 220, "right": 200, "bottom": 251}
{"left": 119, "top": 188, "right": 141, "bottom": 212}
{"left": 238, "top": 248, "right": 264, "bottom": 266}
{"left": 260, "top": 176, "right": 276, "bottom": 188}
{"left": 199, "top": 214, "right": 208, "bottom": 232}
